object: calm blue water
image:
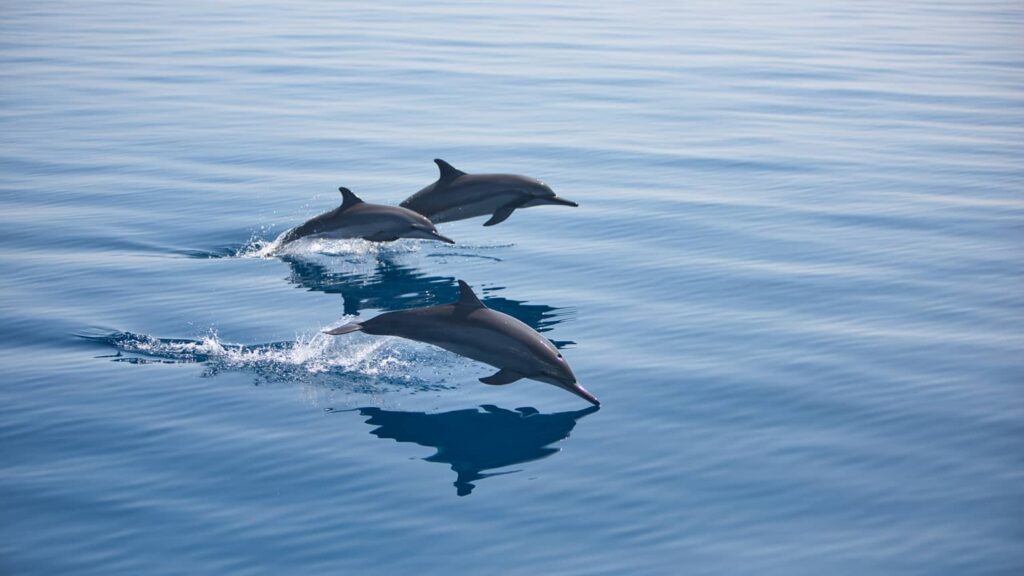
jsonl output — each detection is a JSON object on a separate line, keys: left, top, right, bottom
{"left": 2, "top": 1, "right": 1022, "bottom": 574}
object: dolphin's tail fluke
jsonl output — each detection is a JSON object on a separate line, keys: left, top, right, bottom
{"left": 323, "top": 323, "right": 363, "bottom": 336}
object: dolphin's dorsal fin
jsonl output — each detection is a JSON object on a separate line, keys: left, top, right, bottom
{"left": 338, "top": 187, "right": 364, "bottom": 209}
{"left": 434, "top": 159, "right": 466, "bottom": 184}
{"left": 455, "top": 280, "right": 486, "bottom": 308}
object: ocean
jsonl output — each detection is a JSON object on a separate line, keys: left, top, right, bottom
{"left": 1, "top": 1, "right": 1021, "bottom": 574}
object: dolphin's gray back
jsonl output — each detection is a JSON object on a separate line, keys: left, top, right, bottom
{"left": 281, "top": 206, "right": 345, "bottom": 243}
{"left": 362, "top": 304, "right": 559, "bottom": 372}
{"left": 401, "top": 174, "right": 537, "bottom": 223}
{"left": 283, "top": 202, "right": 431, "bottom": 243}
{"left": 331, "top": 204, "right": 419, "bottom": 239}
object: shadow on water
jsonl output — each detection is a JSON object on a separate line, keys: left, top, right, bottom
{"left": 352, "top": 404, "right": 599, "bottom": 496}
{"left": 283, "top": 255, "right": 576, "bottom": 347}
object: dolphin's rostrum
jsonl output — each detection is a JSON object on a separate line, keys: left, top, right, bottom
{"left": 324, "top": 280, "right": 598, "bottom": 405}
{"left": 400, "top": 159, "right": 578, "bottom": 226}
{"left": 280, "top": 187, "right": 454, "bottom": 246}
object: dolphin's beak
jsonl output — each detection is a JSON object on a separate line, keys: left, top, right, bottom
{"left": 430, "top": 230, "right": 456, "bottom": 244}
{"left": 562, "top": 381, "right": 600, "bottom": 406}
{"left": 547, "top": 196, "right": 578, "bottom": 207}
{"left": 408, "top": 227, "right": 456, "bottom": 244}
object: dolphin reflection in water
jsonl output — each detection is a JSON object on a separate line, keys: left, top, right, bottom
{"left": 355, "top": 404, "right": 599, "bottom": 496}
{"left": 283, "top": 256, "right": 575, "bottom": 347}
{"left": 325, "top": 280, "right": 598, "bottom": 405}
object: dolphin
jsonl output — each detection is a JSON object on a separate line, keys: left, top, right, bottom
{"left": 323, "top": 280, "right": 598, "bottom": 405}
{"left": 279, "top": 187, "right": 455, "bottom": 246}
{"left": 400, "top": 159, "right": 578, "bottom": 226}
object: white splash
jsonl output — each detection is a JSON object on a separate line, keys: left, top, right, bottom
{"left": 94, "top": 327, "right": 414, "bottom": 379}
{"left": 235, "top": 230, "right": 424, "bottom": 259}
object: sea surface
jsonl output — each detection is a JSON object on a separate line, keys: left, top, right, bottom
{"left": 1, "top": 1, "right": 1022, "bottom": 574}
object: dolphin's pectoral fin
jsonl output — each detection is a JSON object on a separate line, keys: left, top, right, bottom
{"left": 483, "top": 202, "right": 521, "bottom": 226}
{"left": 480, "top": 369, "right": 523, "bottom": 385}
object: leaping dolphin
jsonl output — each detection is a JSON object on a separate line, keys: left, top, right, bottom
{"left": 280, "top": 187, "right": 455, "bottom": 246}
{"left": 323, "top": 280, "right": 598, "bottom": 405}
{"left": 400, "top": 159, "right": 578, "bottom": 226}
